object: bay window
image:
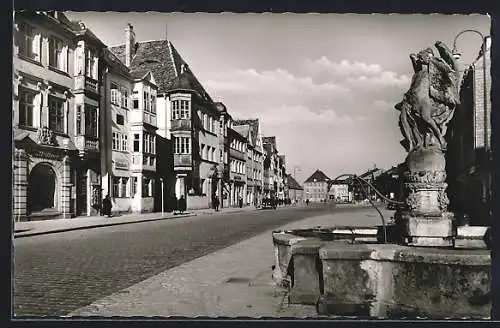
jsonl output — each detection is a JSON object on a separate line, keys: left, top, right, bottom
{"left": 150, "top": 94, "right": 156, "bottom": 114}
{"left": 143, "top": 134, "right": 150, "bottom": 153}
{"left": 112, "top": 132, "right": 119, "bottom": 150}
{"left": 75, "top": 105, "right": 83, "bottom": 135}
{"left": 121, "top": 134, "right": 128, "bottom": 151}
{"left": 180, "top": 100, "right": 189, "bottom": 119}
{"left": 174, "top": 136, "right": 191, "bottom": 154}
{"left": 86, "top": 49, "right": 97, "bottom": 79}
{"left": 18, "top": 88, "right": 36, "bottom": 127}
{"left": 48, "top": 96, "right": 65, "bottom": 133}
{"left": 84, "top": 104, "right": 98, "bottom": 138}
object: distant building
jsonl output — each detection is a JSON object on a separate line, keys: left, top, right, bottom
{"left": 303, "top": 169, "right": 330, "bottom": 202}
{"left": 286, "top": 174, "right": 303, "bottom": 203}
{"left": 328, "top": 179, "right": 350, "bottom": 202}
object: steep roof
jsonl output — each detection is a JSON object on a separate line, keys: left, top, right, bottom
{"left": 304, "top": 169, "right": 330, "bottom": 183}
{"left": 109, "top": 40, "right": 212, "bottom": 99}
{"left": 232, "top": 125, "right": 250, "bottom": 140}
{"left": 287, "top": 174, "right": 303, "bottom": 190}
{"left": 234, "top": 119, "right": 260, "bottom": 145}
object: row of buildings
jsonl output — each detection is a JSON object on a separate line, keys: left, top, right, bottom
{"left": 12, "top": 11, "right": 292, "bottom": 221}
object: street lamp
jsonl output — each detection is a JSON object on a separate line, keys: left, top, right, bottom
{"left": 452, "top": 29, "right": 490, "bottom": 153}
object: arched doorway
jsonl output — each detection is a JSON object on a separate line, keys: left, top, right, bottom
{"left": 27, "top": 163, "right": 57, "bottom": 213}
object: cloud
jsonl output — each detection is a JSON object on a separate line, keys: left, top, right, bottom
{"left": 306, "top": 57, "right": 383, "bottom": 77}
{"left": 373, "top": 99, "right": 397, "bottom": 112}
{"left": 258, "top": 105, "right": 354, "bottom": 126}
{"left": 204, "top": 68, "right": 350, "bottom": 98}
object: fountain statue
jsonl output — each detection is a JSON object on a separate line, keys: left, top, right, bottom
{"left": 394, "top": 41, "right": 461, "bottom": 247}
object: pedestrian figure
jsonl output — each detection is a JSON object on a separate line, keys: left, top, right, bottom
{"left": 102, "top": 194, "right": 112, "bottom": 218}
{"left": 178, "top": 195, "right": 187, "bottom": 214}
{"left": 214, "top": 196, "right": 220, "bottom": 212}
{"left": 172, "top": 196, "right": 178, "bottom": 215}
{"left": 306, "top": 199, "right": 310, "bottom": 206}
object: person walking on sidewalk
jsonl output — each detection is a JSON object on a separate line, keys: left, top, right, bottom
{"left": 102, "top": 194, "right": 112, "bottom": 218}
{"left": 213, "top": 196, "right": 220, "bottom": 212}
{"left": 178, "top": 195, "right": 187, "bottom": 214}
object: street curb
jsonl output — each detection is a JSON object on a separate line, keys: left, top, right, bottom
{"left": 13, "top": 213, "right": 195, "bottom": 239}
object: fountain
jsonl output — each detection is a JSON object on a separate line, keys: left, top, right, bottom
{"left": 271, "top": 41, "right": 491, "bottom": 319}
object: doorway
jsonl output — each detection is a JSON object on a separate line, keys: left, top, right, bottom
{"left": 27, "top": 164, "right": 57, "bottom": 213}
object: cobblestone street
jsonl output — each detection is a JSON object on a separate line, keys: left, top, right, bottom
{"left": 13, "top": 204, "right": 357, "bottom": 316}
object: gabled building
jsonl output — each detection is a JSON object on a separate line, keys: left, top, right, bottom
{"left": 227, "top": 119, "right": 247, "bottom": 207}
{"left": 328, "top": 178, "right": 350, "bottom": 202}
{"left": 13, "top": 11, "right": 104, "bottom": 221}
{"left": 263, "top": 136, "right": 279, "bottom": 199}
{"left": 234, "top": 119, "right": 264, "bottom": 206}
{"left": 109, "top": 24, "right": 223, "bottom": 210}
{"left": 303, "top": 169, "right": 330, "bottom": 202}
{"left": 286, "top": 174, "right": 304, "bottom": 203}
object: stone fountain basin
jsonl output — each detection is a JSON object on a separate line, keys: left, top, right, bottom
{"left": 272, "top": 229, "right": 491, "bottom": 319}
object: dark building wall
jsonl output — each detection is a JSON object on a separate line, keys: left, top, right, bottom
{"left": 155, "top": 136, "right": 176, "bottom": 212}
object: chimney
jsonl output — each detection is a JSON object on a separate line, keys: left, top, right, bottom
{"left": 125, "top": 23, "right": 136, "bottom": 67}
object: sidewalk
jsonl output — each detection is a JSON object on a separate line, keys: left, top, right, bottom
{"left": 68, "top": 207, "right": 394, "bottom": 318}
{"left": 13, "top": 206, "right": 258, "bottom": 238}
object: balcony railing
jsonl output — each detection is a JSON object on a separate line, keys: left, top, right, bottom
{"left": 171, "top": 119, "right": 192, "bottom": 131}
{"left": 174, "top": 154, "right": 192, "bottom": 168}
{"left": 74, "top": 75, "right": 99, "bottom": 94}
{"left": 74, "top": 135, "right": 99, "bottom": 153}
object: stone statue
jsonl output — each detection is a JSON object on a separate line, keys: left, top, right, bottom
{"left": 395, "top": 41, "right": 460, "bottom": 152}
{"left": 394, "top": 41, "right": 460, "bottom": 248}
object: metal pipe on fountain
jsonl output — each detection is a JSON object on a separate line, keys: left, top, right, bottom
{"left": 330, "top": 173, "right": 404, "bottom": 244}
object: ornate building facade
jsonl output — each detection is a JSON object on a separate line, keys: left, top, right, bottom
{"left": 13, "top": 11, "right": 104, "bottom": 221}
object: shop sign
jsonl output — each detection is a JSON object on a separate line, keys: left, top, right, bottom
{"left": 114, "top": 160, "right": 129, "bottom": 170}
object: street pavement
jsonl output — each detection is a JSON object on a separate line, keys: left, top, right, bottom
{"left": 14, "top": 203, "right": 380, "bottom": 317}
{"left": 68, "top": 205, "right": 393, "bottom": 318}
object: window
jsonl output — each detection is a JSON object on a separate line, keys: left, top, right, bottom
{"left": 208, "top": 146, "right": 213, "bottom": 162}
{"left": 122, "top": 135, "right": 128, "bottom": 151}
{"left": 149, "top": 134, "right": 155, "bottom": 154}
{"left": 86, "top": 49, "right": 96, "bottom": 79}
{"left": 84, "top": 105, "right": 98, "bottom": 137}
{"left": 120, "top": 87, "right": 128, "bottom": 108}
{"left": 142, "top": 177, "right": 152, "bottom": 197}
{"left": 17, "top": 22, "right": 39, "bottom": 61}
{"left": 149, "top": 156, "right": 155, "bottom": 166}
{"left": 180, "top": 100, "right": 189, "bottom": 119}
{"left": 120, "top": 177, "right": 128, "bottom": 197}
{"left": 174, "top": 137, "right": 191, "bottom": 154}
{"left": 48, "top": 96, "right": 65, "bottom": 133}
{"left": 133, "top": 134, "right": 140, "bottom": 152}
{"left": 131, "top": 177, "right": 137, "bottom": 196}
{"left": 209, "top": 117, "right": 213, "bottom": 133}
{"left": 143, "top": 92, "right": 149, "bottom": 111}
{"left": 112, "top": 132, "right": 119, "bottom": 151}
{"left": 112, "top": 177, "right": 120, "bottom": 198}
{"left": 111, "top": 83, "right": 120, "bottom": 105}
{"left": 49, "top": 37, "right": 67, "bottom": 72}
{"left": 132, "top": 91, "right": 139, "bottom": 109}
{"left": 116, "top": 114, "right": 124, "bottom": 125}
{"left": 75, "top": 105, "right": 83, "bottom": 135}
{"left": 18, "top": 88, "right": 35, "bottom": 127}
{"left": 150, "top": 94, "right": 156, "bottom": 114}
{"left": 133, "top": 99, "right": 139, "bottom": 109}
{"left": 203, "top": 114, "right": 208, "bottom": 130}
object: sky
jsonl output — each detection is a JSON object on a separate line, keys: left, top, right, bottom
{"left": 66, "top": 12, "right": 490, "bottom": 184}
